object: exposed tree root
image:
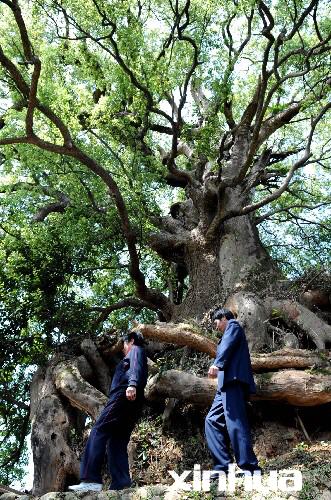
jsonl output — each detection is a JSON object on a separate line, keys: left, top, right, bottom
{"left": 270, "top": 299, "right": 331, "bottom": 349}
{"left": 145, "top": 368, "right": 331, "bottom": 406}
{"left": 254, "top": 369, "right": 331, "bottom": 406}
{"left": 145, "top": 369, "right": 217, "bottom": 405}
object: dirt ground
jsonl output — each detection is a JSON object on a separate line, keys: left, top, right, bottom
{"left": 127, "top": 406, "right": 331, "bottom": 500}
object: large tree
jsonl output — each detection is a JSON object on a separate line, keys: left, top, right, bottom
{"left": 0, "top": 0, "right": 330, "bottom": 493}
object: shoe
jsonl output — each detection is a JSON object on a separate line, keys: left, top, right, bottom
{"left": 68, "top": 482, "right": 102, "bottom": 492}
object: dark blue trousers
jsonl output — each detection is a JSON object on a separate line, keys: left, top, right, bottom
{"left": 80, "top": 391, "right": 143, "bottom": 490}
{"left": 205, "top": 382, "right": 259, "bottom": 472}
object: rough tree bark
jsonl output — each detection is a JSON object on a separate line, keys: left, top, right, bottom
{"left": 30, "top": 361, "right": 81, "bottom": 496}
{"left": 30, "top": 351, "right": 108, "bottom": 495}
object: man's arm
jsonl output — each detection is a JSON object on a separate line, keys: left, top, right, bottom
{"left": 214, "top": 322, "right": 242, "bottom": 370}
{"left": 126, "top": 346, "right": 146, "bottom": 400}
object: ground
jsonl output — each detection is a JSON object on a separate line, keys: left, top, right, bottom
{"left": 1, "top": 424, "right": 331, "bottom": 500}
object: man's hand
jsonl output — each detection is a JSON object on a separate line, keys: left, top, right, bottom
{"left": 126, "top": 386, "right": 136, "bottom": 401}
{"left": 208, "top": 365, "right": 219, "bottom": 379}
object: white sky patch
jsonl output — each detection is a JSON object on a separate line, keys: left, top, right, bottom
{"left": 303, "top": 164, "right": 317, "bottom": 176}
{"left": 10, "top": 434, "right": 34, "bottom": 491}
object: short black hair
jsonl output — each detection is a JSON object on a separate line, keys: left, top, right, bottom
{"left": 211, "top": 307, "right": 234, "bottom": 322}
{"left": 122, "top": 331, "right": 145, "bottom": 347}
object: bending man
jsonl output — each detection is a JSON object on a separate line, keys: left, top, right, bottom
{"left": 69, "top": 331, "right": 148, "bottom": 492}
{"left": 205, "top": 308, "right": 260, "bottom": 475}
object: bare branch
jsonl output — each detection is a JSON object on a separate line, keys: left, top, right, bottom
{"left": 312, "top": 2, "right": 323, "bottom": 42}
{"left": 32, "top": 191, "right": 70, "bottom": 222}
{"left": 257, "top": 102, "right": 301, "bottom": 149}
{"left": 0, "top": 135, "right": 31, "bottom": 146}
{"left": 255, "top": 202, "right": 330, "bottom": 225}
{"left": 258, "top": 1, "right": 275, "bottom": 81}
{"left": 190, "top": 81, "right": 210, "bottom": 118}
{"left": 0, "top": 44, "right": 30, "bottom": 96}
{"left": 149, "top": 123, "right": 173, "bottom": 135}
{"left": 284, "top": 0, "right": 319, "bottom": 42}
{"left": 207, "top": 103, "right": 331, "bottom": 232}
{"left": 5, "top": 0, "right": 34, "bottom": 60}
{"left": 91, "top": 297, "right": 160, "bottom": 326}
{"left": 26, "top": 57, "right": 41, "bottom": 136}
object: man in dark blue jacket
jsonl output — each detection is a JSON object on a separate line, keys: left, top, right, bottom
{"left": 69, "top": 331, "right": 148, "bottom": 492}
{"left": 205, "top": 308, "right": 260, "bottom": 475}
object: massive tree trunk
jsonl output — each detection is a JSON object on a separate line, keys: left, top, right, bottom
{"left": 172, "top": 239, "right": 223, "bottom": 322}
{"left": 151, "top": 181, "right": 283, "bottom": 350}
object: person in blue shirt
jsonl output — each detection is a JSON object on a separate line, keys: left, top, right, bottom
{"left": 69, "top": 331, "right": 148, "bottom": 492}
{"left": 205, "top": 308, "right": 260, "bottom": 475}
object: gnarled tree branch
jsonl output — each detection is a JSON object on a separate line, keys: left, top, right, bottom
{"left": 53, "top": 356, "right": 107, "bottom": 419}
{"left": 146, "top": 368, "right": 331, "bottom": 406}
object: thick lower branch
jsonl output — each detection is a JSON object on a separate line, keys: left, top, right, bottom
{"left": 134, "top": 321, "right": 217, "bottom": 357}
{"left": 135, "top": 322, "right": 328, "bottom": 371}
{"left": 252, "top": 348, "right": 328, "bottom": 371}
{"left": 146, "top": 368, "right": 331, "bottom": 406}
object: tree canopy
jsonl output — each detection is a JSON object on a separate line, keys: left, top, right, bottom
{"left": 0, "top": 0, "right": 330, "bottom": 486}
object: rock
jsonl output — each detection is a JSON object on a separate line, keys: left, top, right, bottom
{"left": 164, "top": 491, "right": 182, "bottom": 500}
{"left": 96, "top": 493, "right": 119, "bottom": 499}
{"left": 131, "top": 486, "right": 168, "bottom": 499}
{"left": 320, "top": 490, "right": 331, "bottom": 500}
{"left": 0, "top": 494, "right": 20, "bottom": 500}
{"left": 283, "top": 333, "right": 299, "bottom": 348}
{"left": 39, "top": 493, "right": 100, "bottom": 500}
{"left": 39, "top": 493, "right": 62, "bottom": 500}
